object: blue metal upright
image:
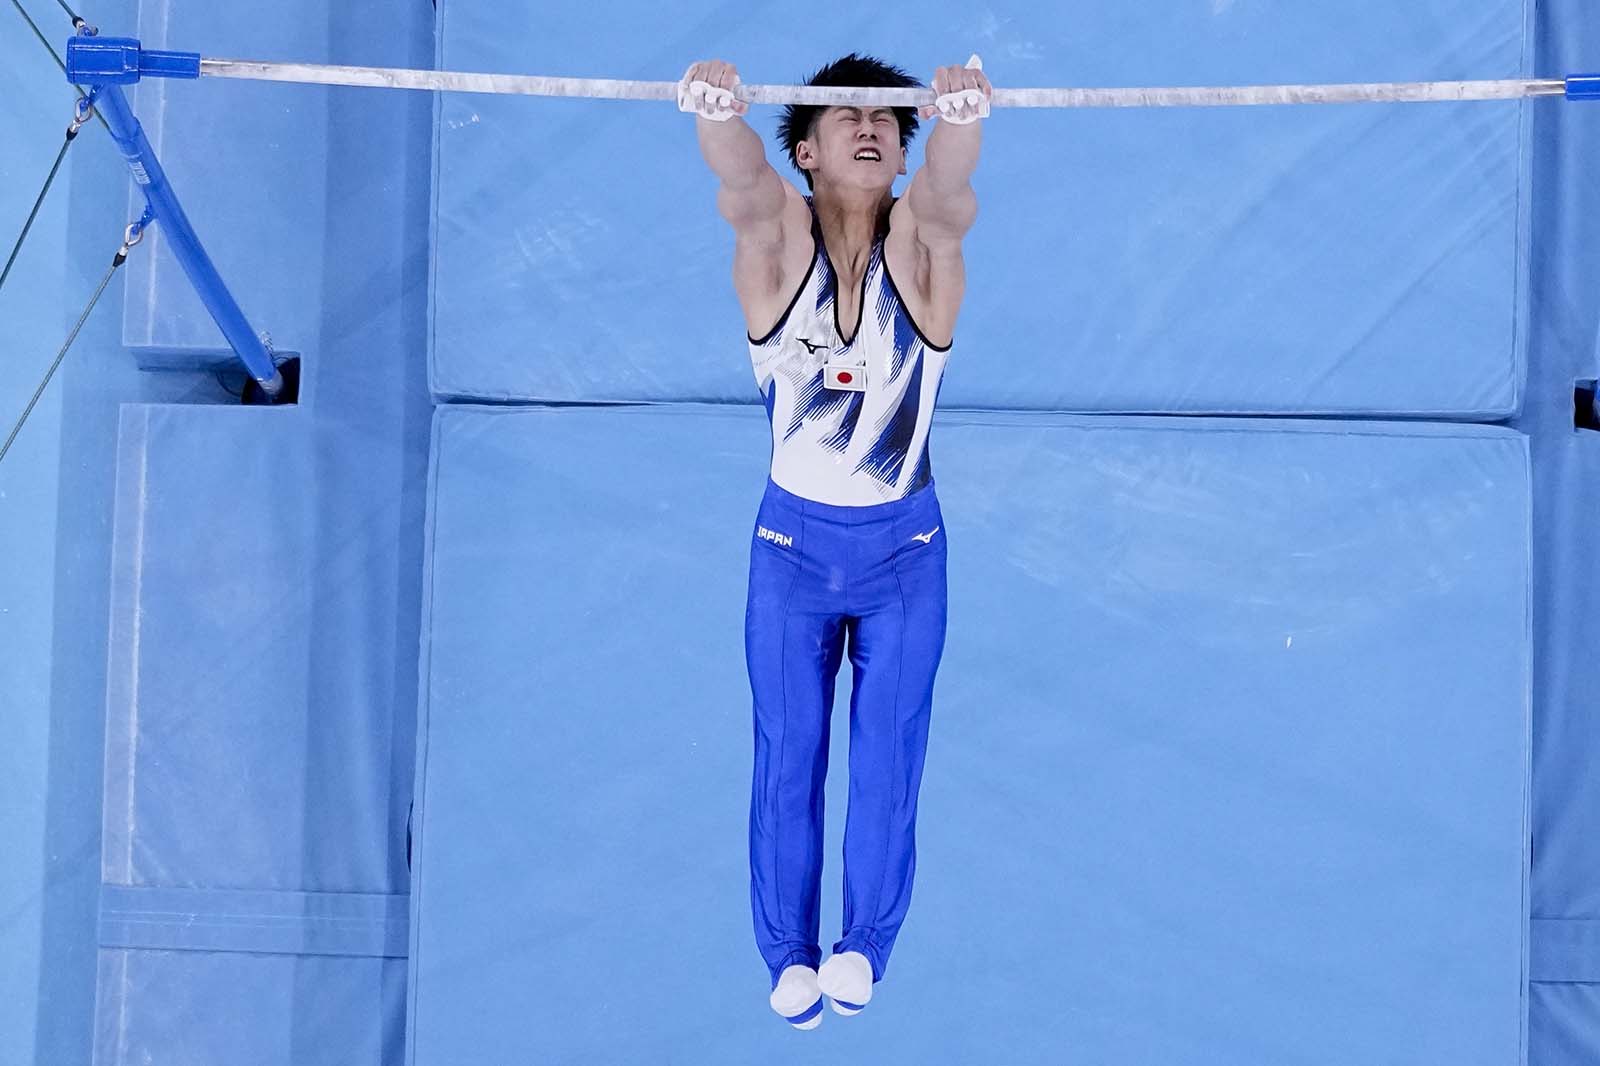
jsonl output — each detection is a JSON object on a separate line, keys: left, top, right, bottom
{"left": 65, "top": 32, "right": 284, "bottom": 400}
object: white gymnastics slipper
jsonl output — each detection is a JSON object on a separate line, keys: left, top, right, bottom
{"left": 817, "top": 951, "right": 873, "bottom": 1015}
{"left": 769, "top": 964, "right": 823, "bottom": 1030}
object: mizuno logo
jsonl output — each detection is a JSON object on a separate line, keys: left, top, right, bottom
{"left": 757, "top": 525, "right": 793, "bottom": 548}
{"left": 911, "top": 527, "right": 940, "bottom": 544}
{"left": 797, "top": 338, "right": 829, "bottom": 355}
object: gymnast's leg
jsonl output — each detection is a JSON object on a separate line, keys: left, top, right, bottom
{"left": 745, "top": 494, "right": 848, "bottom": 1028}
{"left": 820, "top": 487, "right": 949, "bottom": 1014}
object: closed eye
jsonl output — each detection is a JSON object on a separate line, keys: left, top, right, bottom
{"left": 836, "top": 109, "right": 896, "bottom": 123}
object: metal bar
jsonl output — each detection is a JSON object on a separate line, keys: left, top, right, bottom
{"left": 68, "top": 38, "right": 1586, "bottom": 108}
{"left": 198, "top": 58, "right": 1572, "bottom": 108}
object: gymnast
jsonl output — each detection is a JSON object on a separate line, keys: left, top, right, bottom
{"left": 683, "top": 51, "right": 992, "bottom": 1029}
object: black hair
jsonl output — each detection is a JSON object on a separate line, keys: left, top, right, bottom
{"left": 777, "top": 53, "right": 923, "bottom": 191}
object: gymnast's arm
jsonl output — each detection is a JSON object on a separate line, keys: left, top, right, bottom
{"left": 904, "top": 61, "right": 990, "bottom": 244}
{"left": 892, "top": 66, "right": 987, "bottom": 340}
{"left": 699, "top": 112, "right": 790, "bottom": 246}
{"left": 903, "top": 118, "right": 981, "bottom": 249}
{"left": 687, "top": 60, "right": 807, "bottom": 307}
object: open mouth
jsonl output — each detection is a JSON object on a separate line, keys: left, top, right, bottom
{"left": 853, "top": 150, "right": 882, "bottom": 162}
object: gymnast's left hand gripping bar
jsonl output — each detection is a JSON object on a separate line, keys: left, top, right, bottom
{"left": 65, "top": 35, "right": 285, "bottom": 402}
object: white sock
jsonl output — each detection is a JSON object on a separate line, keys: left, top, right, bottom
{"left": 769, "top": 964, "right": 823, "bottom": 1029}
{"left": 817, "top": 951, "right": 873, "bottom": 1015}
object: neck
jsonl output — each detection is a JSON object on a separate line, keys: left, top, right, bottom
{"left": 811, "top": 184, "right": 894, "bottom": 268}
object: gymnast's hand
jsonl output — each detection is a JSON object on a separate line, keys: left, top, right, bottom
{"left": 919, "top": 54, "right": 992, "bottom": 124}
{"left": 679, "top": 60, "right": 750, "bottom": 121}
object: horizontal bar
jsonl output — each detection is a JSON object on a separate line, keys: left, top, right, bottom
{"left": 198, "top": 58, "right": 1571, "bottom": 107}
{"left": 70, "top": 39, "right": 1592, "bottom": 109}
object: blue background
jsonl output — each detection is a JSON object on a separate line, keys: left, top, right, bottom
{"left": 1, "top": 0, "right": 1598, "bottom": 1062}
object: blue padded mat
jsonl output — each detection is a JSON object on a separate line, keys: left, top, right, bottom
{"left": 95, "top": 404, "right": 412, "bottom": 1065}
{"left": 408, "top": 403, "right": 1530, "bottom": 1064}
{"left": 94, "top": 951, "right": 406, "bottom": 1065}
{"left": 430, "top": 1, "right": 1532, "bottom": 414}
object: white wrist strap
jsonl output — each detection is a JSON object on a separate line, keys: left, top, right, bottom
{"left": 932, "top": 55, "right": 990, "bottom": 125}
{"left": 678, "top": 66, "right": 740, "bottom": 121}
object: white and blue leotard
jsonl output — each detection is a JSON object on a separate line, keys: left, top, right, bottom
{"left": 747, "top": 196, "right": 953, "bottom": 507}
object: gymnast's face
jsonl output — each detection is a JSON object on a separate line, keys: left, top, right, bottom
{"left": 798, "top": 106, "right": 908, "bottom": 192}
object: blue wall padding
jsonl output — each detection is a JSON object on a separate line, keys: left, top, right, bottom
{"left": 409, "top": 404, "right": 1530, "bottom": 1063}
{"left": 119, "top": 0, "right": 337, "bottom": 364}
{"left": 430, "top": 0, "right": 1532, "bottom": 413}
{"left": 98, "top": 886, "right": 408, "bottom": 957}
{"left": 0, "top": 11, "right": 78, "bottom": 1062}
{"left": 95, "top": 404, "right": 414, "bottom": 1064}
{"left": 101, "top": 405, "right": 407, "bottom": 891}
{"left": 93, "top": 951, "right": 406, "bottom": 1065}
{"left": 1531, "top": 985, "right": 1600, "bottom": 1063}
{"left": 1531, "top": 919, "right": 1600, "bottom": 983}
{"left": 1524, "top": 0, "right": 1600, "bottom": 1056}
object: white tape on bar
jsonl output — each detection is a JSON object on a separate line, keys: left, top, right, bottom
{"left": 198, "top": 59, "right": 1567, "bottom": 108}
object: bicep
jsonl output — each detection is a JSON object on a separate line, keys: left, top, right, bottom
{"left": 903, "top": 168, "right": 978, "bottom": 245}
{"left": 717, "top": 162, "right": 793, "bottom": 238}
{"left": 896, "top": 180, "right": 971, "bottom": 309}
{"left": 730, "top": 181, "right": 810, "bottom": 303}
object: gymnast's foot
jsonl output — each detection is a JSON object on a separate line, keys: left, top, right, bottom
{"left": 817, "top": 951, "right": 873, "bottom": 1015}
{"left": 769, "top": 964, "right": 823, "bottom": 1029}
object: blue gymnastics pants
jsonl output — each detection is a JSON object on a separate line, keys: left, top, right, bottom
{"left": 744, "top": 476, "right": 949, "bottom": 989}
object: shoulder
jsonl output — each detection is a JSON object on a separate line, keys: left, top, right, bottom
{"left": 735, "top": 185, "right": 819, "bottom": 342}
